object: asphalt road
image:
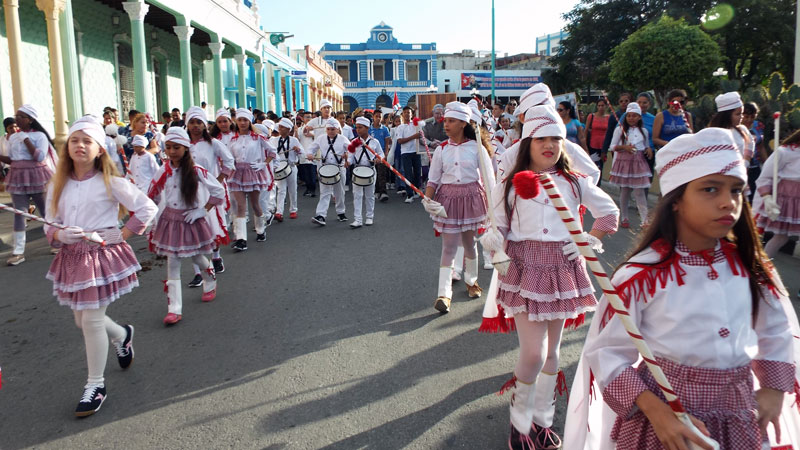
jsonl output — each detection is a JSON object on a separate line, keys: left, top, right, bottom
{"left": 1, "top": 187, "right": 798, "bottom": 449}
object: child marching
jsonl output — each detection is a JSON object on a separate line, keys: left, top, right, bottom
{"left": 44, "top": 116, "right": 158, "bottom": 416}
{"left": 270, "top": 117, "right": 305, "bottom": 221}
{"left": 422, "top": 101, "right": 495, "bottom": 313}
{"left": 565, "top": 127, "right": 800, "bottom": 449}
{"left": 147, "top": 127, "right": 227, "bottom": 325}
{"left": 347, "top": 116, "right": 384, "bottom": 228}
{"left": 308, "top": 118, "right": 351, "bottom": 226}
{"left": 128, "top": 134, "right": 159, "bottom": 194}
{"left": 480, "top": 104, "right": 619, "bottom": 449}
{"left": 608, "top": 102, "right": 653, "bottom": 228}
{"left": 756, "top": 129, "right": 800, "bottom": 258}
{"left": 226, "top": 108, "right": 277, "bottom": 248}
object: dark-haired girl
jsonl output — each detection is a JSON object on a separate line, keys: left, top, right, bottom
{"left": 1, "top": 104, "right": 57, "bottom": 265}
{"left": 484, "top": 104, "right": 617, "bottom": 449}
{"left": 148, "top": 128, "right": 226, "bottom": 326}
{"left": 566, "top": 127, "right": 800, "bottom": 449}
{"left": 609, "top": 103, "right": 653, "bottom": 228}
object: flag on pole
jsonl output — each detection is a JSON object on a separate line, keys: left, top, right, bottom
{"left": 392, "top": 91, "right": 401, "bottom": 113}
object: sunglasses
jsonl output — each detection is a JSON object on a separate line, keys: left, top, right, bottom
{"left": 556, "top": 108, "right": 565, "bottom": 112}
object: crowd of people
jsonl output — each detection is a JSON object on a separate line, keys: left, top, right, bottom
{"left": 1, "top": 80, "right": 800, "bottom": 450}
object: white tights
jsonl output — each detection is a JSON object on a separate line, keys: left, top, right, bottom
{"left": 619, "top": 187, "right": 648, "bottom": 223}
{"left": 73, "top": 306, "right": 126, "bottom": 386}
{"left": 765, "top": 234, "right": 790, "bottom": 258}
{"left": 440, "top": 231, "right": 477, "bottom": 266}
{"left": 168, "top": 254, "right": 210, "bottom": 279}
{"left": 513, "top": 315, "right": 565, "bottom": 384}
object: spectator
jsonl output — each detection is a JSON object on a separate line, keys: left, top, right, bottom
{"left": 636, "top": 92, "right": 656, "bottom": 149}
{"left": 423, "top": 104, "right": 447, "bottom": 147}
{"left": 169, "top": 108, "right": 184, "bottom": 128}
{"left": 557, "top": 101, "right": 587, "bottom": 151}
{"left": 368, "top": 111, "right": 392, "bottom": 202}
{"left": 122, "top": 112, "right": 158, "bottom": 159}
{"left": 337, "top": 111, "right": 354, "bottom": 140}
{"left": 741, "top": 102, "right": 768, "bottom": 202}
{"left": 503, "top": 99, "right": 517, "bottom": 121}
{"left": 586, "top": 98, "right": 610, "bottom": 182}
{"left": 296, "top": 110, "right": 317, "bottom": 197}
{"left": 389, "top": 113, "right": 405, "bottom": 193}
{"left": 652, "top": 89, "right": 694, "bottom": 148}
{"left": 395, "top": 106, "right": 422, "bottom": 202}
{"left": 0, "top": 116, "right": 19, "bottom": 184}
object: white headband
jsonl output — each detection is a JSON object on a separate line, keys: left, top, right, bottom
{"left": 185, "top": 106, "right": 207, "bottom": 124}
{"left": 165, "top": 127, "right": 191, "bottom": 147}
{"left": 235, "top": 108, "right": 254, "bottom": 123}
{"left": 69, "top": 115, "right": 107, "bottom": 150}
{"left": 715, "top": 92, "right": 743, "bottom": 112}
{"left": 355, "top": 117, "right": 371, "bottom": 128}
{"left": 655, "top": 127, "right": 747, "bottom": 195}
{"left": 444, "top": 102, "right": 471, "bottom": 123}
{"left": 521, "top": 105, "right": 566, "bottom": 139}
{"left": 18, "top": 104, "right": 39, "bottom": 121}
{"left": 215, "top": 108, "right": 231, "bottom": 121}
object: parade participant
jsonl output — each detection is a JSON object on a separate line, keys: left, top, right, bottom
{"left": 128, "top": 135, "right": 158, "bottom": 194}
{"left": 45, "top": 116, "right": 158, "bottom": 417}
{"left": 270, "top": 117, "right": 304, "bottom": 221}
{"left": 227, "top": 108, "right": 276, "bottom": 249}
{"left": 186, "top": 106, "right": 234, "bottom": 279}
{"left": 307, "top": 118, "right": 350, "bottom": 226}
{"left": 210, "top": 108, "right": 236, "bottom": 146}
{"left": 608, "top": 102, "right": 653, "bottom": 228}
{"left": 297, "top": 110, "right": 318, "bottom": 197}
{"left": 337, "top": 111, "right": 355, "bottom": 140}
{"left": 709, "top": 92, "right": 754, "bottom": 164}
{"left": 494, "top": 116, "right": 513, "bottom": 149}
{"left": 103, "top": 124, "right": 128, "bottom": 175}
{"left": 496, "top": 84, "right": 600, "bottom": 185}
{"left": 480, "top": 104, "right": 618, "bottom": 449}
{"left": 304, "top": 99, "right": 334, "bottom": 140}
{"left": 147, "top": 127, "right": 226, "bottom": 325}
{"left": 756, "top": 129, "right": 800, "bottom": 258}
{"left": 1, "top": 104, "right": 56, "bottom": 266}
{"left": 347, "top": 117, "right": 383, "bottom": 228}
{"left": 422, "top": 102, "right": 494, "bottom": 313}
{"left": 255, "top": 120, "right": 277, "bottom": 230}
{"left": 369, "top": 111, "right": 392, "bottom": 202}
{"left": 565, "top": 127, "right": 800, "bottom": 450}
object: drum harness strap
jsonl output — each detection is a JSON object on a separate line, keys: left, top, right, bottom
{"left": 277, "top": 136, "right": 290, "bottom": 158}
{"left": 355, "top": 137, "right": 374, "bottom": 166}
{"left": 324, "top": 135, "right": 343, "bottom": 166}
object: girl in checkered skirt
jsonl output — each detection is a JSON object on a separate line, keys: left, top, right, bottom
{"left": 44, "top": 116, "right": 158, "bottom": 417}
{"left": 479, "top": 104, "right": 619, "bottom": 450}
{"left": 565, "top": 128, "right": 800, "bottom": 450}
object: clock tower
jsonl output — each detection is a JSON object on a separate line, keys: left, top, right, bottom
{"left": 369, "top": 22, "right": 395, "bottom": 45}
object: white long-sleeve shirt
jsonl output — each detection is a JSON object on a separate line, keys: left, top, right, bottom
{"left": 756, "top": 144, "right": 800, "bottom": 196}
{"left": 147, "top": 163, "right": 226, "bottom": 210}
{"left": 129, "top": 151, "right": 159, "bottom": 194}
{"left": 496, "top": 139, "right": 601, "bottom": 185}
{"left": 44, "top": 171, "right": 158, "bottom": 237}
{"left": 609, "top": 126, "right": 649, "bottom": 152}
{"left": 307, "top": 134, "right": 350, "bottom": 167}
{"left": 296, "top": 125, "right": 316, "bottom": 165}
{"left": 228, "top": 132, "right": 276, "bottom": 165}
{"left": 492, "top": 169, "right": 619, "bottom": 242}
{"left": 269, "top": 135, "right": 305, "bottom": 165}
{"left": 6, "top": 130, "right": 49, "bottom": 161}
{"left": 348, "top": 136, "right": 383, "bottom": 167}
{"left": 190, "top": 138, "right": 235, "bottom": 179}
{"left": 427, "top": 139, "right": 495, "bottom": 191}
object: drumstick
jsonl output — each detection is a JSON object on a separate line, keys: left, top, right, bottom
{"left": 533, "top": 172, "right": 720, "bottom": 450}
{"left": 358, "top": 141, "right": 425, "bottom": 198}
{"left": 0, "top": 204, "right": 106, "bottom": 246}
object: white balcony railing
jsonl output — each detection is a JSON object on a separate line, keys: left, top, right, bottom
{"left": 344, "top": 81, "right": 358, "bottom": 88}
{"left": 406, "top": 81, "right": 428, "bottom": 87}
{"left": 374, "top": 81, "right": 393, "bottom": 86}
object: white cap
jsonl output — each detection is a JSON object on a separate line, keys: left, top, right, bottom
{"left": 715, "top": 92, "right": 743, "bottom": 112}
{"left": 132, "top": 135, "right": 149, "bottom": 148}
{"left": 263, "top": 119, "right": 275, "bottom": 133}
{"left": 355, "top": 117, "right": 371, "bottom": 128}
{"left": 655, "top": 127, "right": 747, "bottom": 195}
{"left": 68, "top": 115, "right": 107, "bottom": 150}
{"left": 320, "top": 99, "right": 332, "bottom": 109}
{"left": 185, "top": 106, "right": 207, "bottom": 124}
{"left": 253, "top": 123, "right": 270, "bottom": 135}
{"left": 517, "top": 84, "right": 555, "bottom": 115}
{"left": 467, "top": 99, "right": 483, "bottom": 125}
{"left": 325, "top": 118, "right": 341, "bottom": 130}
{"left": 444, "top": 102, "right": 471, "bottom": 123}
{"left": 278, "top": 117, "right": 294, "bottom": 130}
{"left": 521, "top": 105, "right": 565, "bottom": 139}
{"left": 18, "top": 104, "right": 39, "bottom": 121}
{"left": 626, "top": 103, "right": 642, "bottom": 116}
{"left": 104, "top": 124, "right": 119, "bottom": 137}
{"left": 235, "top": 108, "right": 254, "bottom": 123}
{"left": 164, "top": 127, "right": 191, "bottom": 147}
{"left": 215, "top": 108, "right": 232, "bottom": 120}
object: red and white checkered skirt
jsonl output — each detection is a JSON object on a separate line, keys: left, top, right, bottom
{"left": 46, "top": 240, "right": 141, "bottom": 310}
{"left": 497, "top": 240, "right": 596, "bottom": 321}
{"left": 757, "top": 179, "right": 800, "bottom": 236}
{"left": 611, "top": 358, "right": 761, "bottom": 449}
{"left": 609, "top": 151, "right": 652, "bottom": 189}
{"left": 431, "top": 182, "right": 488, "bottom": 234}
{"left": 228, "top": 162, "right": 269, "bottom": 192}
{"left": 5, "top": 160, "right": 53, "bottom": 194}
{"left": 149, "top": 207, "right": 216, "bottom": 258}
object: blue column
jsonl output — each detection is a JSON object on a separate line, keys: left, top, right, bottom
{"left": 284, "top": 74, "right": 294, "bottom": 113}
{"left": 303, "top": 83, "right": 310, "bottom": 110}
{"left": 273, "top": 69, "right": 283, "bottom": 115}
{"left": 294, "top": 79, "right": 302, "bottom": 110}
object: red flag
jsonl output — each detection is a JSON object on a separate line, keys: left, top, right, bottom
{"left": 392, "top": 91, "right": 401, "bottom": 112}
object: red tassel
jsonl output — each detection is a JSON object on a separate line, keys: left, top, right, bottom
{"left": 794, "top": 379, "right": 800, "bottom": 413}
{"left": 556, "top": 370, "right": 568, "bottom": 398}
{"left": 498, "top": 374, "right": 517, "bottom": 395}
{"left": 412, "top": 117, "right": 421, "bottom": 126}
{"left": 564, "top": 313, "right": 585, "bottom": 330}
{"left": 512, "top": 170, "right": 541, "bottom": 199}
{"left": 434, "top": 230, "right": 441, "bottom": 237}
{"left": 347, "top": 138, "right": 361, "bottom": 153}
{"left": 588, "top": 369, "right": 596, "bottom": 404}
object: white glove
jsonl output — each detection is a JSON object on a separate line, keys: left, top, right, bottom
{"left": 421, "top": 197, "right": 446, "bottom": 218}
{"left": 98, "top": 227, "right": 124, "bottom": 245}
{"left": 250, "top": 162, "right": 267, "bottom": 171}
{"left": 562, "top": 233, "right": 604, "bottom": 261}
{"left": 479, "top": 228, "right": 504, "bottom": 253}
{"left": 58, "top": 226, "right": 85, "bottom": 244}
{"left": 183, "top": 207, "right": 208, "bottom": 224}
{"left": 762, "top": 194, "right": 781, "bottom": 221}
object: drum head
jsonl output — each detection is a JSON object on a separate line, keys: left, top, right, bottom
{"left": 352, "top": 166, "right": 376, "bottom": 186}
{"left": 318, "top": 164, "right": 341, "bottom": 185}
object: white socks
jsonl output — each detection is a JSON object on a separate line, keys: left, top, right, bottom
{"left": 531, "top": 372, "right": 558, "bottom": 428}
{"left": 13, "top": 231, "right": 25, "bottom": 255}
{"left": 464, "top": 257, "right": 479, "bottom": 286}
{"left": 438, "top": 267, "right": 453, "bottom": 298}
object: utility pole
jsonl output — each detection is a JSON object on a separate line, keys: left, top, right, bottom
{"left": 491, "top": 0, "right": 496, "bottom": 102}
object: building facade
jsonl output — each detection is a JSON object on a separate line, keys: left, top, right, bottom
{"left": 0, "top": 0, "right": 308, "bottom": 145}
{"left": 535, "top": 30, "right": 568, "bottom": 56}
{"left": 319, "top": 22, "right": 437, "bottom": 112}
{"left": 295, "top": 45, "right": 344, "bottom": 113}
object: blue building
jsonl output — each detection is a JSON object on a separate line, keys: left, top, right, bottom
{"left": 535, "top": 30, "right": 568, "bottom": 57}
{"left": 319, "top": 22, "right": 437, "bottom": 112}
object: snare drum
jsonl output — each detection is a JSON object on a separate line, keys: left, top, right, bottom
{"left": 352, "top": 166, "right": 376, "bottom": 186}
{"left": 274, "top": 160, "right": 292, "bottom": 180}
{"left": 317, "top": 164, "right": 342, "bottom": 185}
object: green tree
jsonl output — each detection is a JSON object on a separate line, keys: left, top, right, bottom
{"left": 609, "top": 16, "right": 721, "bottom": 107}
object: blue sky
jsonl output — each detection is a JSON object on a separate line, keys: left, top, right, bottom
{"left": 256, "top": 0, "right": 579, "bottom": 55}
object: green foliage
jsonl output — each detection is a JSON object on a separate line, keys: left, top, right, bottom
{"left": 742, "top": 72, "right": 800, "bottom": 139}
{"left": 769, "top": 72, "right": 785, "bottom": 99}
{"left": 719, "top": 79, "right": 741, "bottom": 93}
{"left": 609, "top": 16, "right": 721, "bottom": 107}
{"left": 687, "top": 94, "right": 717, "bottom": 129}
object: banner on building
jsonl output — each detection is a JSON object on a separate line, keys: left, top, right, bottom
{"left": 460, "top": 72, "right": 541, "bottom": 90}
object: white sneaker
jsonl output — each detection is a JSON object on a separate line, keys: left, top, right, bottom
{"left": 365, "top": 218, "right": 373, "bottom": 226}
{"left": 404, "top": 197, "right": 413, "bottom": 204}
{"left": 349, "top": 220, "right": 362, "bottom": 228}
{"left": 483, "top": 262, "right": 494, "bottom": 270}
